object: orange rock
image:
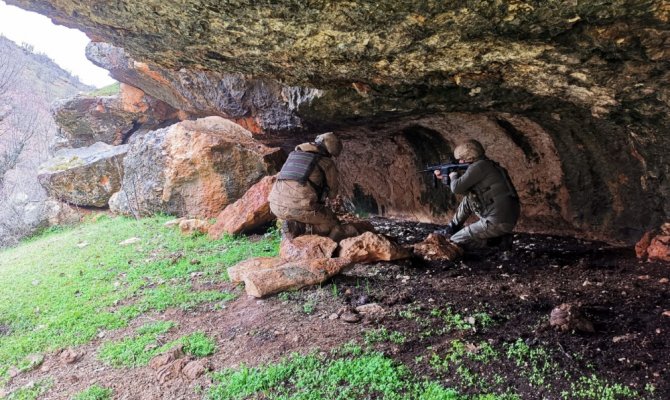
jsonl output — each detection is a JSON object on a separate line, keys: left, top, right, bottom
{"left": 412, "top": 233, "right": 464, "bottom": 261}
{"left": 647, "top": 235, "right": 670, "bottom": 262}
{"left": 149, "top": 346, "right": 184, "bottom": 370}
{"left": 208, "top": 175, "right": 276, "bottom": 238}
{"left": 279, "top": 235, "right": 338, "bottom": 261}
{"left": 227, "top": 257, "right": 285, "bottom": 284}
{"left": 635, "top": 230, "right": 655, "bottom": 259}
{"left": 59, "top": 348, "right": 82, "bottom": 364}
{"left": 179, "top": 219, "right": 210, "bottom": 235}
{"left": 120, "top": 83, "right": 149, "bottom": 113}
{"left": 339, "top": 232, "right": 410, "bottom": 263}
{"left": 549, "top": 303, "right": 595, "bottom": 333}
{"left": 242, "top": 257, "right": 352, "bottom": 298}
{"left": 182, "top": 359, "right": 210, "bottom": 380}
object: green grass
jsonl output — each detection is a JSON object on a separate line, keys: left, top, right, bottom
{"left": 0, "top": 215, "right": 279, "bottom": 381}
{"left": 88, "top": 82, "right": 120, "bottom": 96}
{"left": 4, "top": 379, "right": 52, "bottom": 400}
{"left": 71, "top": 384, "right": 113, "bottom": 400}
{"left": 207, "top": 348, "right": 471, "bottom": 400}
{"left": 98, "top": 321, "right": 216, "bottom": 367}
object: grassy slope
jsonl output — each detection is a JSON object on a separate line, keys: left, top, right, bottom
{"left": 0, "top": 215, "right": 278, "bottom": 382}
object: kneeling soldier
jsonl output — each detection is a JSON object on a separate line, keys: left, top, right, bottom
{"left": 434, "top": 139, "right": 520, "bottom": 251}
{"left": 269, "top": 132, "right": 343, "bottom": 240}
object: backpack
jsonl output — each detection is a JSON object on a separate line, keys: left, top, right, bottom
{"left": 277, "top": 150, "right": 321, "bottom": 185}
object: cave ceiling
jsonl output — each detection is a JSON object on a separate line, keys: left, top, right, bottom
{"left": 6, "top": 0, "right": 668, "bottom": 128}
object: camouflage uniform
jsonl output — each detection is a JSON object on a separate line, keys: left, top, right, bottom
{"left": 448, "top": 158, "right": 520, "bottom": 249}
{"left": 268, "top": 142, "right": 340, "bottom": 237}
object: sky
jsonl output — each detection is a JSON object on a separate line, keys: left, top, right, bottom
{"left": 0, "top": 1, "right": 116, "bottom": 88}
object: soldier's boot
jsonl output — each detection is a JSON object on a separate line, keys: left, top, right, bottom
{"left": 498, "top": 233, "right": 514, "bottom": 251}
{"left": 486, "top": 233, "right": 513, "bottom": 251}
{"left": 280, "top": 220, "right": 306, "bottom": 240}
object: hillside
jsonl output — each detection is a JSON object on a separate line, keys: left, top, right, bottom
{"left": 0, "top": 35, "right": 93, "bottom": 247}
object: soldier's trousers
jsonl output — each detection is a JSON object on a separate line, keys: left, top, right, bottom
{"left": 448, "top": 196, "right": 515, "bottom": 249}
{"left": 269, "top": 203, "right": 340, "bottom": 237}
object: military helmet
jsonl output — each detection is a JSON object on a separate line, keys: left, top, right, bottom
{"left": 315, "top": 132, "right": 342, "bottom": 157}
{"left": 454, "top": 139, "right": 485, "bottom": 161}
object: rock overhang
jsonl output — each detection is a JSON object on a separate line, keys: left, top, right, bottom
{"left": 6, "top": 1, "right": 667, "bottom": 108}
{"left": 6, "top": 0, "right": 669, "bottom": 242}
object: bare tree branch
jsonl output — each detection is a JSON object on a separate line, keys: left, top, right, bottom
{"left": 0, "top": 41, "right": 22, "bottom": 97}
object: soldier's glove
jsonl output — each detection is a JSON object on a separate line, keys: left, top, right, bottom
{"left": 434, "top": 222, "right": 459, "bottom": 237}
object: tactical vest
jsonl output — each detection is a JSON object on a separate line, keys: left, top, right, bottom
{"left": 474, "top": 160, "right": 518, "bottom": 208}
{"left": 277, "top": 150, "right": 322, "bottom": 188}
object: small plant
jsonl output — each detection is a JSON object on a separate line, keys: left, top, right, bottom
{"left": 99, "top": 322, "right": 216, "bottom": 368}
{"left": 277, "top": 292, "right": 290, "bottom": 301}
{"left": 398, "top": 303, "right": 422, "bottom": 320}
{"left": 456, "top": 364, "right": 476, "bottom": 388}
{"left": 470, "top": 342, "right": 498, "bottom": 363}
{"left": 504, "top": 339, "right": 557, "bottom": 387}
{"left": 138, "top": 284, "right": 235, "bottom": 312}
{"left": 302, "top": 299, "right": 316, "bottom": 314}
{"left": 72, "top": 384, "right": 113, "bottom": 400}
{"left": 364, "top": 327, "right": 407, "bottom": 345}
{"left": 337, "top": 340, "right": 363, "bottom": 356}
{"left": 566, "top": 374, "right": 637, "bottom": 400}
{"left": 182, "top": 331, "right": 216, "bottom": 357}
{"left": 17, "top": 353, "right": 44, "bottom": 373}
{"left": 644, "top": 383, "right": 656, "bottom": 395}
{"left": 331, "top": 283, "right": 339, "bottom": 297}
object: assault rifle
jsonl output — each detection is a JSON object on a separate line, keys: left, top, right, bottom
{"left": 419, "top": 162, "right": 471, "bottom": 187}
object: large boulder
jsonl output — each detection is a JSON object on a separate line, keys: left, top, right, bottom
{"left": 208, "top": 175, "right": 276, "bottom": 238}
{"left": 37, "top": 142, "right": 128, "bottom": 207}
{"left": 109, "top": 116, "right": 285, "bottom": 218}
{"left": 52, "top": 84, "right": 183, "bottom": 149}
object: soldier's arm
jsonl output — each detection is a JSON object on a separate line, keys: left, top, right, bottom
{"left": 450, "top": 162, "right": 483, "bottom": 194}
{"left": 321, "top": 158, "right": 339, "bottom": 197}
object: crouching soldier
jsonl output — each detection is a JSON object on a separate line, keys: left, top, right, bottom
{"left": 434, "top": 139, "right": 520, "bottom": 251}
{"left": 269, "top": 132, "right": 344, "bottom": 240}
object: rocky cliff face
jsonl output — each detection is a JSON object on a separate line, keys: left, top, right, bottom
{"left": 7, "top": 0, "right": 668, "bottom": 242}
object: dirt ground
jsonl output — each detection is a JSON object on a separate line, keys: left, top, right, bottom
{"left": 5, "top": 218, "right": 670, "bottom": 399}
